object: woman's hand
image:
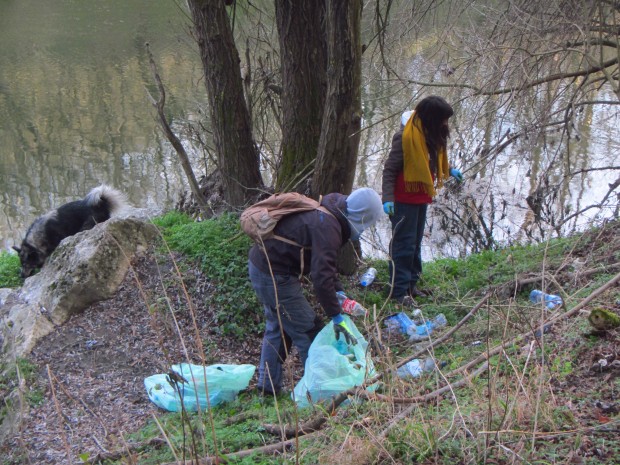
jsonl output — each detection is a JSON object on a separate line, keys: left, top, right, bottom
{"left": 449, "top": 168, "right": 463, "bottom": 183}
{"left": 383, "top": 202, "right": 394, "bottom": 215}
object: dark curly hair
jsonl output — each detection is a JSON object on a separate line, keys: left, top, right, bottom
{"left": 413, "top": 96, "right": 453, "bottom": 176}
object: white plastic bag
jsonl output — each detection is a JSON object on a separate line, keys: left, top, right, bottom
{"left": 144, "top": 363, "right": 256, "bottom": 412}
{"left": 293, "top": 315, "right": 375, "bottom": 407}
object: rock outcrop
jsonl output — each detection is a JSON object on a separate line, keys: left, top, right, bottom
{"left": 1, "top": 217, "right": 158, "bottom": 358}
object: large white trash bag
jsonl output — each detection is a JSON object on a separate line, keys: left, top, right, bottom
{"left": 145, "top": 363, "right": 256, "bottom": 412}
{"left": 293, "top": 315, "right": 375, "bottom": 408}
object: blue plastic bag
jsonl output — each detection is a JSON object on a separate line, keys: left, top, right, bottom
{"left": 293, "top": 315, "right": 375, "bottom": 407}
{"left": 144, "top": 363, "right": 256, "bottom": 412}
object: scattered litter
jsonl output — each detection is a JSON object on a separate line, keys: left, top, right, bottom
{"left": 384, "top": 311, "right": 448, "bottom": 342}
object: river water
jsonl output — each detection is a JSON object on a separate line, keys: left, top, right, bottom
{"left": 0, "top": 0, "right": 205, "bottom": 251}
{"left": 1, "top": 1, "right": 618, "bottom": 259}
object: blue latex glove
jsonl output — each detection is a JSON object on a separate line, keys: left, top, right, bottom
{"left": 332, "top": 315, "right": 358, "bottom": 345}
{"left": 449, "top": 168, "right": 463, "bottom": 183}
{"left": 383, "top": 201, "right": 394, "bottom": 216}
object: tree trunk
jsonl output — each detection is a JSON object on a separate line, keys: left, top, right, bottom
{"left": 274, "top": 0, "right": 327, "bottom": 194}
{"left": 311, "top": 0, "right": 362, "bottom": 197}
{"left": 188, "top": 0, "right": 263, "bottom": 207}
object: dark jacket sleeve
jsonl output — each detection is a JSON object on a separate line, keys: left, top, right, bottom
{"left": 309, "top": 211, "right": 345, "bottom": 318}
{"left": 381, "top": 130, "right": 404, "bottom": 203}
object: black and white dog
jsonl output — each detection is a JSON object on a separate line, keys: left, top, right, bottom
{"left": 13, "top": 185, "right": 127, "bottom": 278}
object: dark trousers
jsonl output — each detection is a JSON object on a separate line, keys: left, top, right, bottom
{"left": 388, "top": 202, "right": 428, "bottom": 300}
{"left": 248, "top": 260, "right": 323, "bottom": 393}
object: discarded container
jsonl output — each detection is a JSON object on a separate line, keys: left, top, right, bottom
{"left": 336, "top": 291, "right": 367, "bottom": 317}
{"left": 386, "top": 312, "right": 448, "bottom": 340}
{"left": 411, "top": 308, "right": 424, "bottom": 325}
{"left": 360, "top": 267, "right": 377, "bottom": 287}
{"left": 432, "top": 313, "right": 448, "bottom": 328}
{"left": 407, "top": 314, "right": 448, "bottom": 341}
{"left": 530, "top": 290, "right": 562, "bottom": 310}
{"left": 396, "top": 357, "right": 437, "bottom": 379}
{"left": 384, "top": 312, "right": 415, "bottom": 334}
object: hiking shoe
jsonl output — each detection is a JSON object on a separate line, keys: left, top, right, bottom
{"left": 409, "top": 287, "right": 430, "bottom": 298}
{"left": 393, "top": 295, "right": 417, "bottom": 308}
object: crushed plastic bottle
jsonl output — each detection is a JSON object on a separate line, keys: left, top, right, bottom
{"left": 336, "top": 291, "right": 367, "bottom": 317}
{"left": 359, "top": 267, "right": 377, "bottom": 287}
{"left": 384, "top": 312, "right": 415, "bottom": 334}
{"left": 411, "top": 308, "right": 424, "bottom": 325}
{"left": 529, "top": 290, "right": 562, "bottom": 310}
{"left": 396, "top": 357, "right": 437, "bottom": 379}
{"left": 407, "top": 313, "right": 448, "bottom": 341}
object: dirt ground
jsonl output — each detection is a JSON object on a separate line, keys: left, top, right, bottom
{"left": 1, "top": 251, "right": 266, "bottom": 464}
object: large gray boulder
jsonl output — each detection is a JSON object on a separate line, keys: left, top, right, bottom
{"left": 1, "top": 217, "right": 158, "bottom": 358}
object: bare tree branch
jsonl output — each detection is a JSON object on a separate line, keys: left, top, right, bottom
{"left": 145, "top": 43, "right": 210, "bottom": 215}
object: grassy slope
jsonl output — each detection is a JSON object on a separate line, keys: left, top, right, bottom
{"left": 1, "top": 215, "right": 618, "bottom": 464}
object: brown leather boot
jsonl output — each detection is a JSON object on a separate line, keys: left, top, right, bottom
{"left": 409, "top": 285, "right": 431, "bottom": 298}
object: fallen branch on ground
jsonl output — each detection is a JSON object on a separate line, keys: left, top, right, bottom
{"left": 160, "top": 431, "right": 321, "bottom": 465}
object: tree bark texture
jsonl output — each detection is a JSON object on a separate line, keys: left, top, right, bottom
{"left": 188, "top": 0, "right": 263, "bottom": 207}
{"left": 311, "top": 0, "right": 362, "bottom": 197}
{"left": 274, "top": 0, "right": 327, "bottom": 194}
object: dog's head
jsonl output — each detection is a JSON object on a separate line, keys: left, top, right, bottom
{"left": 12, "top": 242, "right": 46, "bottom": 278}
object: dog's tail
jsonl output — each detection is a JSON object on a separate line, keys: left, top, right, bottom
{"left": 84, "top": 185, "right": 128, "bottom": 216}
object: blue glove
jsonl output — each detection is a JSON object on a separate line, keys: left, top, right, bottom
{"left": 332, "top": 315, "right": 357, "bottom": 345}
{"left": 383, "top": 201, "right": 394, "bottom": 216}
{"left": 449, "top": 168, "right": 463, "bottom": 183}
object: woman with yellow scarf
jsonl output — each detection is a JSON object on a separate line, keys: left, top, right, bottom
{"left": 381, "top": 96, "right": 463, "bottom": 304}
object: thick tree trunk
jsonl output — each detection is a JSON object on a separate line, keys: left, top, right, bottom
{"left": 274, "top": 0, "right": 327, "bottom": 194}
{"left": 188, "top": 0, "right": 263, "bottom": 207}
{"left": 311, "top": 0, "right": 362, "bottom": 197}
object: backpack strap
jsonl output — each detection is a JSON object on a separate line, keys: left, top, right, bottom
{"left": 268, "top": 199, "right": 337, "bottom": 278}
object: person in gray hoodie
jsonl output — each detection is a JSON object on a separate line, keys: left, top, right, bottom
{"left": 248, "top": 187, "right": 383, "bottom": 395}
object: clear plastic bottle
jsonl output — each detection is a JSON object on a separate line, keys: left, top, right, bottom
{"left": 529, "top": 290, "right": 562, "bottom": 310}
{"left": 431, "top": 313, "right": 448, "bottom": 329}
{"left": 384, "top": 312, "right": 415, "bottom": 334}
{"left": 359, "top": 267, "right": 377, "bottom": 287}
{"left": 396, "top": 359, "right": 423, "bottom": 379}
{"left": 407, "top": 313, "right": 448, "bottom": 340}
{"left": 396, "top": 357, "right": 437, "bottom": 379}
{"left": 411, "top": 308, "right": 424, "bottom": 325}
{"left": 336, "top": 291, "right": 367, "bottom": 317}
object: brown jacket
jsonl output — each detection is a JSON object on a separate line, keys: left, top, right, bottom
{"left": 248, "top": 193, "right": 350, "bottom": 318}
{"left": 381, "top": 130, "right": 404, "bottom": 203}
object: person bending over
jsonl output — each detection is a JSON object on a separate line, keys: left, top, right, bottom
{"left": 248, "top": 187, "right": 383, "bottom": 395}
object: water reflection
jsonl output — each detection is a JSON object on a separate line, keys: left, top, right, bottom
{"left": 357, "top": 85, "right": 619, "bottom": 260}
{"left": 0, "top": 0, "right": 205, "bottom": 250}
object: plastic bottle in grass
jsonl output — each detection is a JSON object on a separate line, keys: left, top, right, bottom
{"left": 530, "top": 290, "right": 562, "bottom": 310}
{"left": 336, "top": 291, "right": 367, "bottom": 317}
{"left": 359, "top": 267, "right": 377, "bottom": 287}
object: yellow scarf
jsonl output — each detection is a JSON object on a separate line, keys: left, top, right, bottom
{"left": 402, "top": 112, "right": 449, "bottom": 197}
